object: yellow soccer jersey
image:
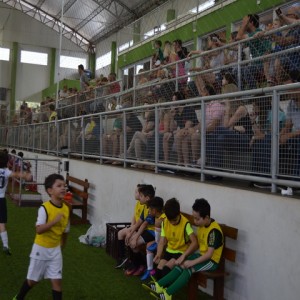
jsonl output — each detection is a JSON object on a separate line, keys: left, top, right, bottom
{"left": 197, "top": 220, "right": 223, "bottom": 263}
{"left": 162, "top": 214, "right": 193, "bottom": 253}
{"left": 34, "top": 201, "right": 69, "bottom": 248}
{"left": 134, "top": 200, "right": 144, "bottom": 222}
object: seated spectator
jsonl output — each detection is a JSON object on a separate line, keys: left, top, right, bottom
{"left": 76, "top": 116, "right": 96, "bottom": 145}
{"left": 102, "top": 113, "right": 122, "bottom": 158}
{"left": 112, "top": 104, "right": 143, "bottom": 164}
{"left": 108, "top": 72, "right": 121, "bottom": 94}
{"left": 236, "top": 14, "right": 272, "bottom": 90}
{"left": 191, "top": 86, "right": 225, "bottom": 168}
{"left": 173, "top": 93, "right": 199, "bottom": 166}
{"left": 256, "top": 18, "right": 284, "bottom": 85}
{"left": 48, "top": 104, "right": 57, "bottom": 122}
{"left": 152, "top": 40, "right": 164, "bottom": 68}
{"left": 127, "top": 108, "right": 155, "bottom": 168}
{"left": 279, "top": 88, "right": 300, "bottom": 176}
{"left": 189, "top": 34, "right": 225, "bottom": 95}
{"left": 251, "top": 95, "right": 286, "bottom": 176}
{"left": 274, "top": 7, "right": 300, "bottom": 83}
{"left": 59, "top": 85, "right": 69, "bottom": 98}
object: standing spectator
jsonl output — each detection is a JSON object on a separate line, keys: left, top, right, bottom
{"left": 78, "top": 64, "right": 90, "bottom": 91}
{"left": 153, "top": 40, "right": 164, "bottom": 67}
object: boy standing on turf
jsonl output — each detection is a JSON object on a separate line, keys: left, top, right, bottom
{"left": 0, "top": 150, "right": 32, "bottom": 255}
{"left": 14, "top": 173, "right": 70, "bottom": 300}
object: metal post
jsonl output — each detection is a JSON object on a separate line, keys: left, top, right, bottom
{"left": 271, "top": 90, "right": 279, "bottom": 193}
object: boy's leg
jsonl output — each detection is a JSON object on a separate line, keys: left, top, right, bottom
{"left": 15, "top": 279, "right": 37, "bottom": 300}
{"left": 0, "top": 197, "right": 10, "bottom": 253}
{"left": 50, "top": 279, "right": 62, "bottom": 300}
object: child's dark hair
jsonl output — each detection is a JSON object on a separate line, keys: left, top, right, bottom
{"left": 138, "top": 184, "right": 155, "bottom": 199}
{"left": 18, "top": 151, "right": 24, "bottom": 158}
{"left": 192, "top": 198, "right": 211, "bottom": 218}
{"left": 0, "top": 151, "right": 9, "bottom": 168}
{"left": 44, "top": 173, "right": 65, "bottom": 192}
{"left": 148, "top": 196, "right": 164, "bottom": 212}
{"left": 164, "top": 198, "right": 180, "bottom": 220}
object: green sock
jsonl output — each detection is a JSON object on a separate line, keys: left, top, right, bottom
{"left": 157, "top": 266, "right": 182, "bottom": 288}
{"left": 166, "top": 268, "right": 192, "bottom": 295}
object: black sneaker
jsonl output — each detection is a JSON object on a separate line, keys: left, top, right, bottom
{"left": 3, "top": 247, "right": 12, "bottom": 256}
{"left": 115, "top": 257, "right": 128, "bottom": 269}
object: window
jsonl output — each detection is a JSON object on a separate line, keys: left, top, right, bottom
{"left": 20, "top": 50, "right": 48, "bottom": 65}
{"left": 60, "top": 55, "right": 86, "bottom": 69}
{"left": 118, "top": 41, "right": 133, "bottom": 52}
{"left": 96, "top": 52, "right": 111, "bottom": 70}
{"left": 190, "top": 0, "right": 215, "bottom": 14}
{"left": 0, "top": 47, "right": 10, "bottom": 61}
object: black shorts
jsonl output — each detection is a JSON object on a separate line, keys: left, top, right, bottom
{"left": 162, "top": 251, "right": 182, "bottom": 261}
{"left": 141, "top": 230, "right": 155, "bottom": 243}
{"left": 0, "top": 197, "right": 7, "bottom": 223}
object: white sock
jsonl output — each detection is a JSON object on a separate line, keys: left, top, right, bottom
{"left": 146, "top": 252, "right": 154, "bottom": 270}
{"left": 0, "top": 231, "right": 9, "bottom": 248}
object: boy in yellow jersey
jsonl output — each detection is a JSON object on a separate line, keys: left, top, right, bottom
{"left": 148, "top": 198, "right": 224, "bottom": 300}
{"left": 149, "top": 198, "right": 198, "bottom": 281}
{"left": 125, "top": 184, "right": 156, "bottom": 276}
{"left": 13, "top": 174, "right": 70, "bottom": 300}
{"left": 140, "top": 196, "right": 165, "bottom": 281}
{"left": 115, "top": 184, "right": 146, "bottom": 269}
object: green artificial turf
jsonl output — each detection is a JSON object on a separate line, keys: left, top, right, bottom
{"left": 1, "top": 198, "right": 212, "bottom": 300}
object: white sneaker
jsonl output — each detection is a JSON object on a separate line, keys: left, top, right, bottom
{"left": 281, "top": 187, "right": 293, "bottom": 196}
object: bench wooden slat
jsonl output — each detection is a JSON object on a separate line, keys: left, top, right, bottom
{"left": 69, "top": 186, "right": 88, "bottom": 200}
{"left": 64, "top": 173, "right": 89, "bottom": 225}
{"left": 66, "top": 175, "right": 89, "bottom": 189}
{"left": 223, "top": 247, "right": 236, "bottom": 262}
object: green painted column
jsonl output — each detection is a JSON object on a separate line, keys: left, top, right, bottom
{"left": 50, "top": 48, "right": 56, "bottom": 86}
{"left": 111, "top": 41, "right": 117, "bottom": 74}
{"left": 89, "top": 52, "right": 96, "bottom": 77}
{"left": 10, "top": 42, "right": 18, "bottom": 117}
{"left": 167, "top": 9, "right": 176, "bottom": 22}
{"left": 133, "top": 20, "right": 141, "bottom": 44}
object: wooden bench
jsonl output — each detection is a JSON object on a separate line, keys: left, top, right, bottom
{"left": 182, "top": 213, "right": 238, "bottom": 300}
{"left": 64, "top": 173, "right": 90, "bottom": 225}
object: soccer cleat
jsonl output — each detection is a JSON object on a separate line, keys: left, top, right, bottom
{"left": 115, "top": 257, "right": 128, "bottom": 269}
{"left": 142, "top": 281, "right": 163, "bottom": 293}
{"left": 147, "top": 242, "right": 157, "bottom": 252}
{"left": 124, "top": 267, "right": 137, "bottom": 276}
{"left": 12, "top": 296, "right": 18, "bottom": 300}
{"left": 3, "top": 247, "right": 12, "bottom": 256}
{"left": 132, "top": 265, "right": 145, "bottom": 276}
{"left": 150, "top": 290, "right": 172, "bottom": 300}
{"left": 140, "top": 269, "right": 151, "bottom": 281}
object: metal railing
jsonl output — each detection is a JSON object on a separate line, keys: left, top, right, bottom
{"left": 1, "top": 83, "right": 300, "bottom": 193}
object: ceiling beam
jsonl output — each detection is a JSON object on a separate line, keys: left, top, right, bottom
{"left": 0, "top": 0, "right": 92, "bottom": 51}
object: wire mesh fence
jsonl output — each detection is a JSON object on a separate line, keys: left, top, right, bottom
{"left": 2, "top": 83, "right": 300, "bottom": 190}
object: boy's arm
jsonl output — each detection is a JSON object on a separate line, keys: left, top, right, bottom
{"left": 36, "top": 213, "right": 63, "bottom": 234}
{"left": 10, "top": 171, "right": 32, "bottom": 181}
{"left": 175, "top": 232, "right": 198, "bottom": 266}
{"left": 154, "top": 236, "right": 167, "bottom": 264}
{"left": 182, "top": 247, "right": 215, "bottom": 269}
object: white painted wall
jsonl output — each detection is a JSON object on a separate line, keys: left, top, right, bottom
{"left": 21, "top": 150, "right": 300, "bottom": 300}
